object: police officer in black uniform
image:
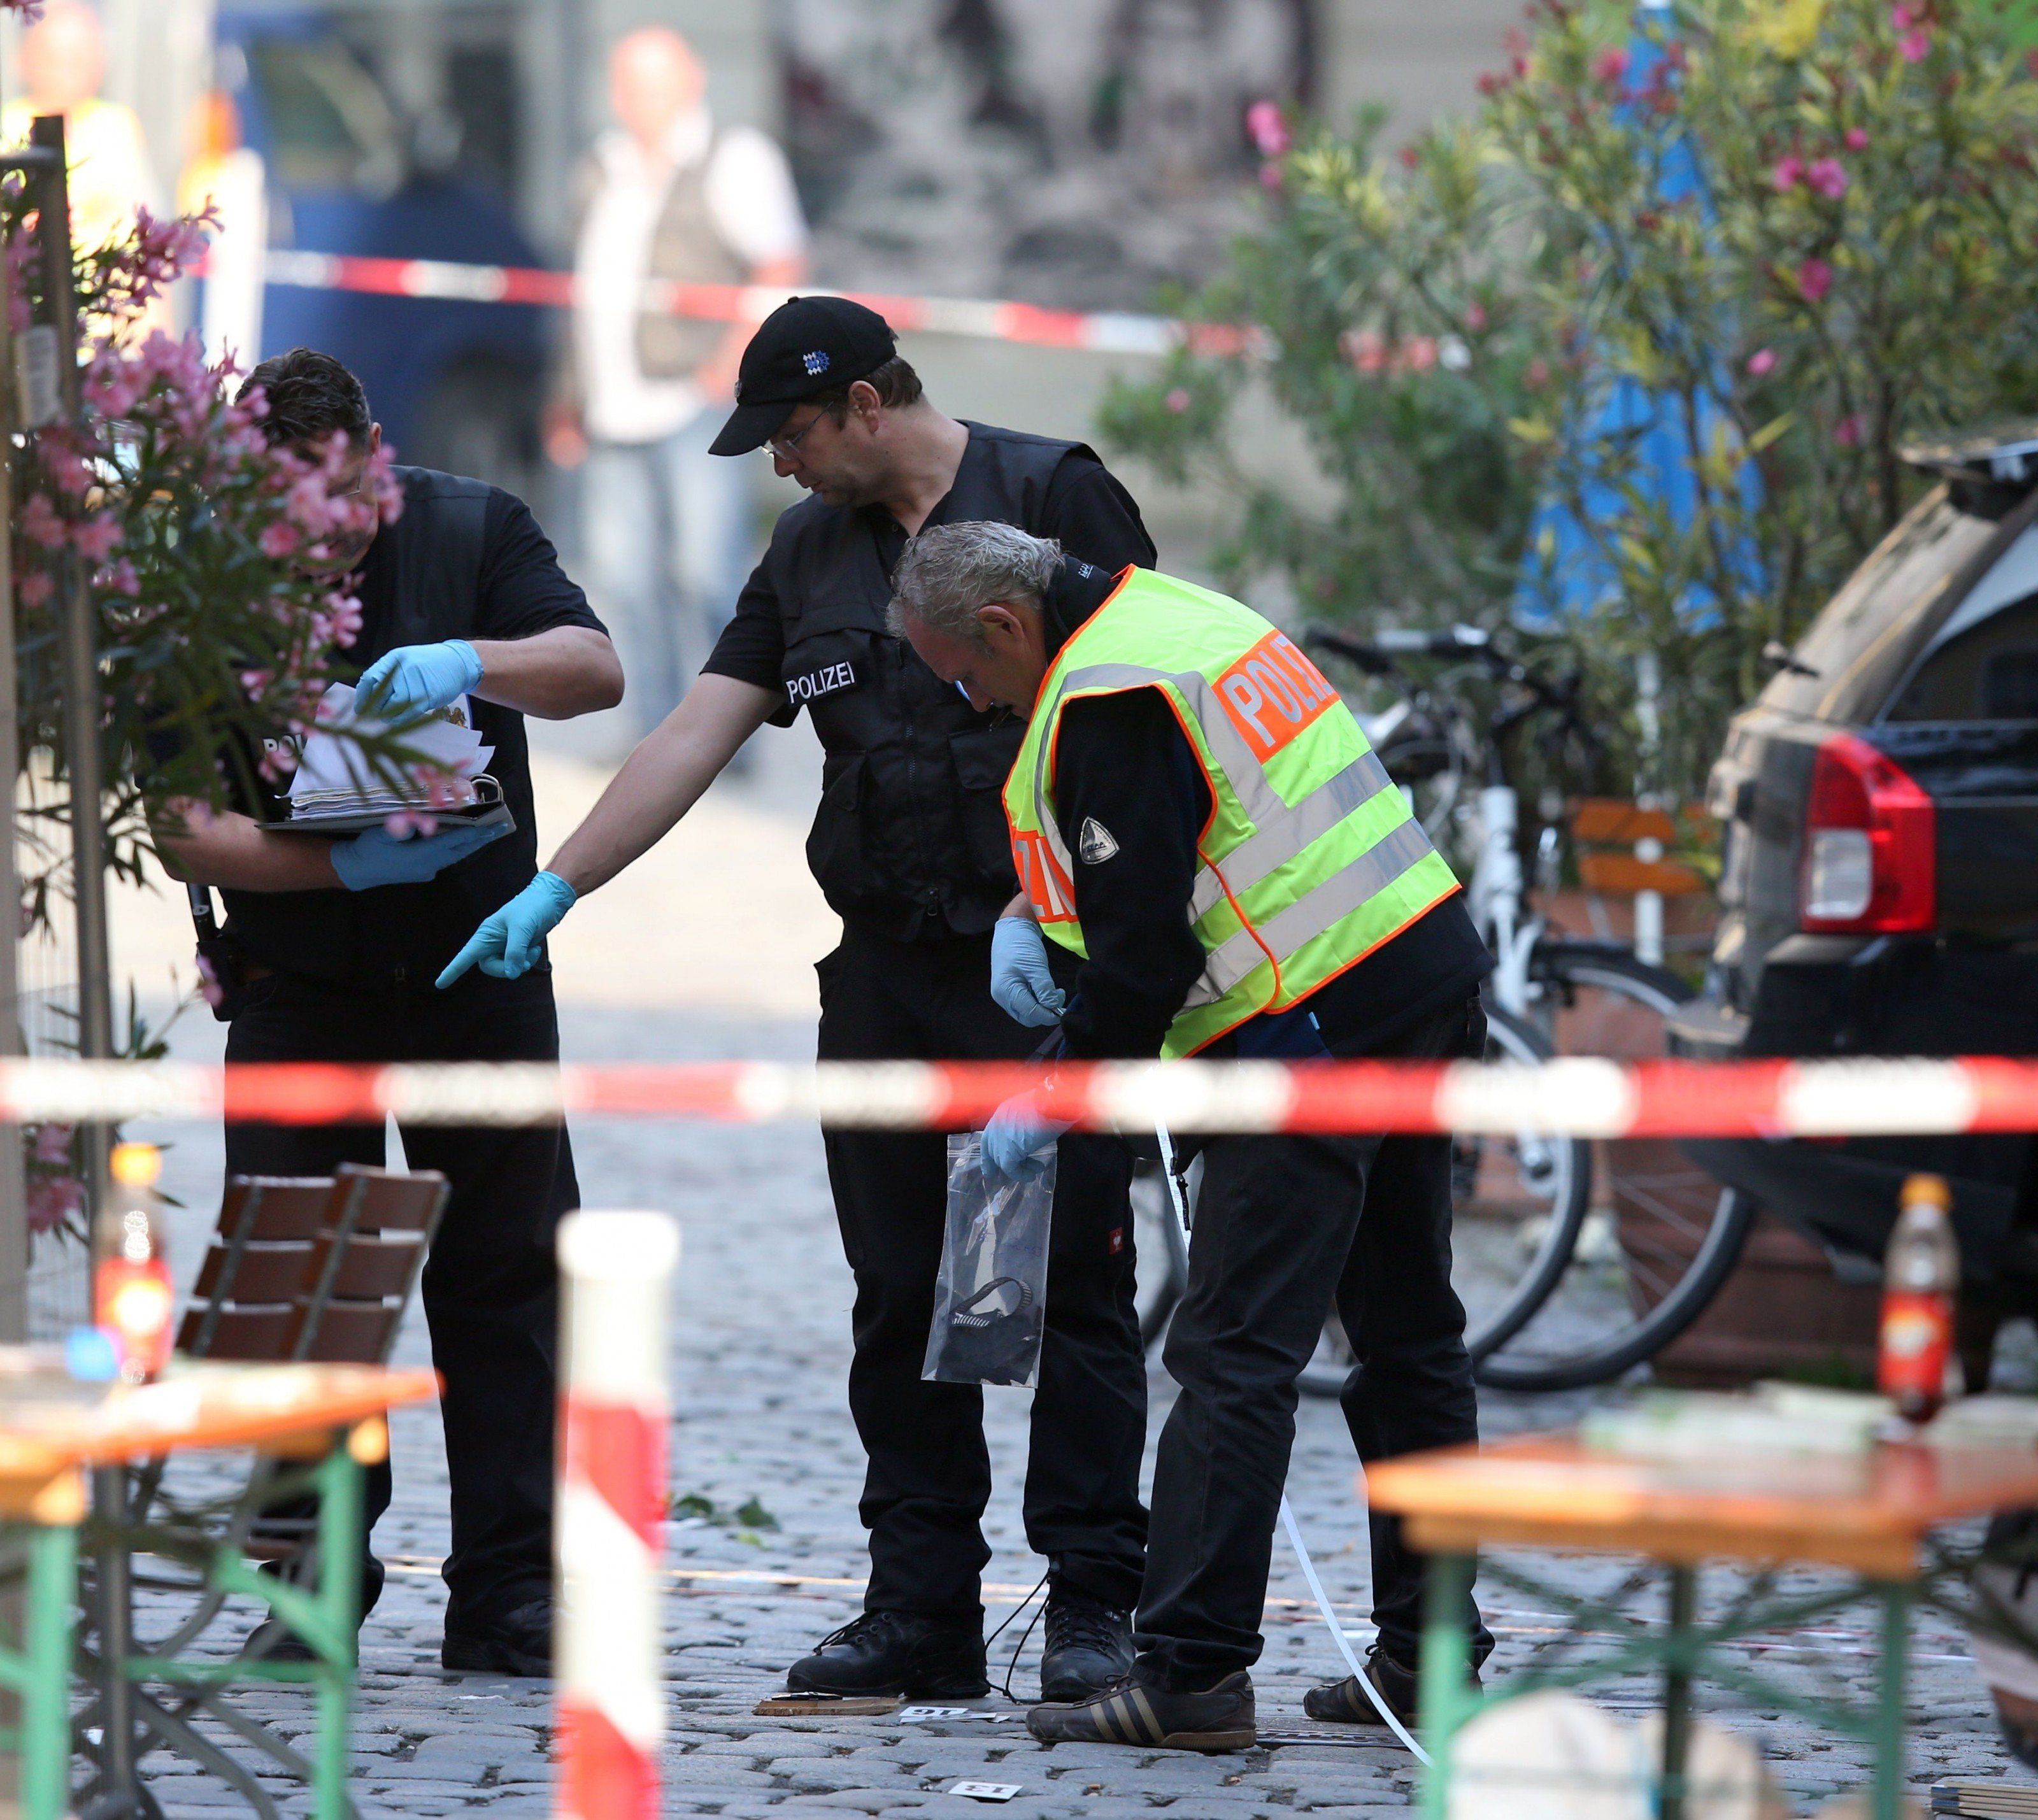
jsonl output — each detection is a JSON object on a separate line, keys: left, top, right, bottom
{"left": 152, "top": 349, "right": 623, "bottom": 1675}
{"left": 443, "top": 297, "right": 1154, "bottom": 1702}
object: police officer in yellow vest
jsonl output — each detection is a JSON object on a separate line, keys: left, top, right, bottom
{"left": 888, "top": 521, "right": 1495, "bottom": 1751}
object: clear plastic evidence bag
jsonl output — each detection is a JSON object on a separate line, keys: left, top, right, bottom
{"left": 922, "top": 1131, "right": 1055, "bottom": 1389}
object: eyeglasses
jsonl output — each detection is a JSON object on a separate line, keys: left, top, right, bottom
{"left": 767, "top": 410, "right": 826, "bottom": 462}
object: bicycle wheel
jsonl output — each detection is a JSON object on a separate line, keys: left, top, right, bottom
{"left": 1473, "top": 946, "right": 1754, "bottom": 1391}
{"left": 1298, "top": 1000, "right": 1591, "bottom": 1398}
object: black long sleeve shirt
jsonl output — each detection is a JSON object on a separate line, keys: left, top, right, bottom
{"left": 1039, "top": 560, "right": 1492, "bottom": 1060}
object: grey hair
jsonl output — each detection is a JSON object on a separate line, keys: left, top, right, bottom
{"left": 888, "top": 521, "right": 1062, "bottom": 646}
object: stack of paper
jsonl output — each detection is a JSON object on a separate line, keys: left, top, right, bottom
{"left": 1579, "top": 1383, "right": 1895, "bottom": 1460}
{"left": 1921, "top": 1395, "right": 2038, "bottom": 1450}
{"left": 286, "top": 683, "right": 494, "bottom": 821}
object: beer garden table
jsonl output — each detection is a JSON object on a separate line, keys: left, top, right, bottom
{"left": 0, "top": 1356, "right": 438, "bottom": 1820}
{"left": 1367, "top": 1432, "right": 2038, "bottom": 1820}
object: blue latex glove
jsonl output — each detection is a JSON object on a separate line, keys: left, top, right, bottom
{"left": 436, "top": 870, "right": 578, "bottom": 986}
{"left": 329, "top": 817, "right": 509, "bottom": 892}
{"left": 356, "top": 639, "right": 483, "bottom": 720}
{"left": 981, "top": 1093, "right": 1071, "bottom": 1183}
{"left": 990, "top": 915, "right": 1065, "bottom": 1028}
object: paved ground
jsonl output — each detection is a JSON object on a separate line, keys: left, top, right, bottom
{"left": 73, "top": 744, "right": 2032, "bottom": 1817}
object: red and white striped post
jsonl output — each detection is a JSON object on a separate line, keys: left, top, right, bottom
{"left": 555, "top": 1211, "right": 678, "bottom": 1820}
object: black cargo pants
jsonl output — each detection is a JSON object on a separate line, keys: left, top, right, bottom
{"left": 1134, "top": 995, "right": 1494, "bottom": 1688}
{"left": 818, "top": 925, "right": 1148, "bottom": 1621}
{"left": 224, "top": 966, "right": 576, "bottom": 1627}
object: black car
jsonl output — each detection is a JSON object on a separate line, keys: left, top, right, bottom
{"left": 1671, "top": 424, "right": 2038, "bottom": 1302}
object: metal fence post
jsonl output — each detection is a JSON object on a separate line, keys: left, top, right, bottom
{"left": 555, "top": 1211, "right": 676, "bottom": 1820}
{"left": 27, "top": 112, "right": 129, "bottom": 1819}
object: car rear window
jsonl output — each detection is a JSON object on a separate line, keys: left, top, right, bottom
{"left": 1760, "top": 493, "right": 1999, "bottom": 723}
{"left": 1887, "top": 521, "right": 2038, "bottom": 720}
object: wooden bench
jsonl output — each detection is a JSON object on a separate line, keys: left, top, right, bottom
{"left": 178, "top": 1165, "right": 450, "bottom": 1367}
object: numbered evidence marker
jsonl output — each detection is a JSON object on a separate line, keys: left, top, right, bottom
{"left": 897, "top": 1707, "right": 1022, "bottom": 1723}
{"left": 946, "top": 1782, "right": 1023, "bottom": 1803}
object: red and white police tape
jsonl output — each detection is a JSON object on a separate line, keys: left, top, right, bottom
{"left": 257, "top": 248, "right": 1257, "bottom": 359}
{"left": 556, "top": 1210, "right": 678, "bottom": 1820}
{"left": 3, "top": 1053, "right": 2035, "bottom": 1136}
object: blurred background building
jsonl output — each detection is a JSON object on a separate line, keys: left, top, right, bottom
{"left": 8, "top": 0, "right": 1525, "bottom": 752}
{"left": 48, "top": 0, "right": 1517, "bottom": 476}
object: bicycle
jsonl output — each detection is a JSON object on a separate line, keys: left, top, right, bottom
{"left": 1126, "top": 625, "right": 1723, "bottom": 1395}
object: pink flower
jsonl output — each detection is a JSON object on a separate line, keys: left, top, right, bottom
{"left": 1592, "top": 45, "right": 1630, "bottom": 85}
{"left": 285, "top": 471, "right": 338, "bottom": 534}
{"left": 42, "top": 441, "right": 92, "bottom": 497}
{"left": 1835, "top": 414, "right": 1863, "bottom": 447}
{"left": 1890, "top": 3, "right": 1912, "bottom": 25}
{"left": 1845, "top": 125, "right": 1870, "bottom": 151}
{"left": 1746, "top": 348, "right": 1778, "bottom": 376}
{"left": 1772, "top": 154, "right": 1804, "bottom": 192}
{"left": 1340, "top": 328, "right": 1388, "bottom": 374}
{"left": 32, "top": 1125, "right": 71, "bottom": 1167}
{"left": 1245, "top": 99, "right": 1290, "bottom": 160}
{"left": 1796, "top": 257, "right": 1834, "bottom": 303}
{"left": 25, "top": 1175, "right": 81, "bottom": 1237}
{"left": 17, "top": 571, "right": 52, "bottom": 608}
{"left": 100, "top": 560, "right": 139, "bottom": 597}
{"left": 1259, "top": 160, "right": 1284, "bottom": 192}
{"left": 1465, "top": 301, "right": 1488, "bottom": 332}
{"left": 1164, "top": 387, "right": 1192, "bottom": 414}
{"left": 19, "top": 492, "right": 64, "bottom": 550}
{"left": 260, "top": 520, "right": 301, "bottom": 560}
{"left": 71, "top": 515, "right": 121, "bottom": 563}
{"left": 1402, "top": 336, "right": 1439, "bottom": 374}
{"left": 1899, "top": 26, "right": 1930, "bottom": 59}
{"left": 1806, "top": 157, "right": 1849, "bottom": 199}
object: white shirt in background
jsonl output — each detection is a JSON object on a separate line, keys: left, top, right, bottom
{"left": 574, "top": 106, "right": 808, "bottom": 446}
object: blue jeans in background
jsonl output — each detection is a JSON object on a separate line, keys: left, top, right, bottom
{"left": 582, "top": 411, "right": 755, "bottom": 741}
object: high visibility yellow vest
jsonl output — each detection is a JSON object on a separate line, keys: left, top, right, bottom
{"left": 1003, "top": 567, "right": 1462, "bottom": 1058}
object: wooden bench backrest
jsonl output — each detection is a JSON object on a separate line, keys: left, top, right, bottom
{"left": 178, "top": 1165, "right": 450, "bottom": 1365}
{"left": 1569, "top": 797, "right": 1709, "bottom": 897}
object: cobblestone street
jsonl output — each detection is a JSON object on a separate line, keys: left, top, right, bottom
{"left": 86, "top": 754, "right": 2028, "bottom": 1817}
{"left": 96, "top": 1000, "right": 2015, "bottom": 1819}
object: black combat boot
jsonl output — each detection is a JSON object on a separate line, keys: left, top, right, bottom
{"left": 1039, "top": 1586, "right": 1134, "bottom": 1702}
{"left": 786, "top": 1610, "right": 988, "bottom": 1698}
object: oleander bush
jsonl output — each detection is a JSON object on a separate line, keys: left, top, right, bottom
{"left": 1100, "top": 0, "right": 2038, "bottom": 797}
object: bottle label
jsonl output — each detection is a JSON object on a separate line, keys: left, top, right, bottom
{"left": 1879, "top": 1288, "right": 1953, "bottom": 1408}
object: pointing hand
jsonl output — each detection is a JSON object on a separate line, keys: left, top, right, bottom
{"left": 436, "top": 870, "right": 578, "bottom": 986}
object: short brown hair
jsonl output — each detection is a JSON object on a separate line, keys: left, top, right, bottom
{"left": 812, "top": 356, "right": 923, "bottom": 423}
{"left": 238, "top": 347, "right": 371, "bottom": 448}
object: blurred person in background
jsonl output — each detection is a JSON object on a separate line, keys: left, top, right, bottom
{"left": 448, "top": 296, "right": 1155, "bottom": 1705}
{"left": 548, "top": 25, "right": 808, "bottom": 744}
{"left": 153, "top": 348, "right": 622, "bottom": 1677}
{"left": 178, "top": 89, "right": 266, "bottom": 372}
{"left": 3, "top": 0, "right": 159, "bottom": 262}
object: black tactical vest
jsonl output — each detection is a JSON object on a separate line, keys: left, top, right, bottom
{"left": 769, "top": 426, "right": 1108, "bottom": 940}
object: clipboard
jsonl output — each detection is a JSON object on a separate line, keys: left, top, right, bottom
{"left": 267, "top": 772, "right": 516, "bottom": 839}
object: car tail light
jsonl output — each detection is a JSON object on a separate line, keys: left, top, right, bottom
{"left": 1800, "top": 732, "right": 1935, "bottom": 933}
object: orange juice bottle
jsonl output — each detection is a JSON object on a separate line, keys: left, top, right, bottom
{"left": 94, "top": 1142, "right": 174, "bottom": 1384}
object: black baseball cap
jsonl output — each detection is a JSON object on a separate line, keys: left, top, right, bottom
{"left": 708, "top": 295, "right": 899, "bottom": 457}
